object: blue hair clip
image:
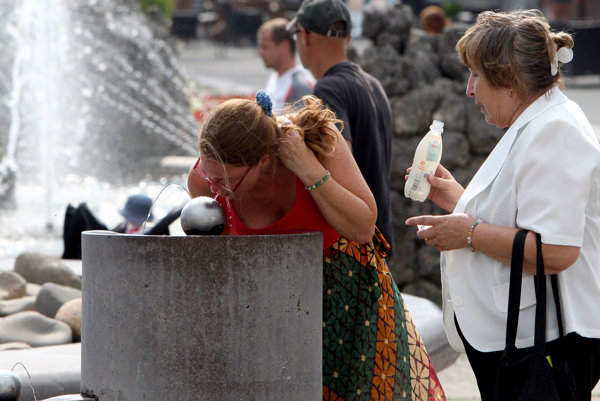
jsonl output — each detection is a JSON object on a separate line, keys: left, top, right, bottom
{"left": 255, "top": 90, "right": 273, "bottom": 117}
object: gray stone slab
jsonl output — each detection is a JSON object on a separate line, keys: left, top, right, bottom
{"left": 0, "top": 343, "right": 81, "bottom": 401}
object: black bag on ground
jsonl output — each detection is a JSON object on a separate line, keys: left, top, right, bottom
{"left": 494, "top": 230, "right": 577, "bottom": 401}
{"left": 62, "top": 202, "right": 107, "bottom": 259}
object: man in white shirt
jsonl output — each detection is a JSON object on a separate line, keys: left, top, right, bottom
{"left": 257, "top": 18, "right": 314, "bottom": 112}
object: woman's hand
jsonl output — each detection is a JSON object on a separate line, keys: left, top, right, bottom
{"left": 406, "top": 214, "right": 580, "bottom": 274}
{"left": 278, "top": 119, "right": 377, "bottom": 244}
{"left": 406, "top": 164, "right": 464, "bottom": 212}
{"left": 277, "top": 117, "right": 319, "bottom": 175}
{"left": 405, "top": 213, "right": 473, "bottom": 252}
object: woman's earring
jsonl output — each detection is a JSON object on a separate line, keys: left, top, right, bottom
{"left": 508, "top": 90, "right": 513, "bottom": 97}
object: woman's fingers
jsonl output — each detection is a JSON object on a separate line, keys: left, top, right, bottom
{"left": 406, "top": 213, "right": 472, "bottom": 251}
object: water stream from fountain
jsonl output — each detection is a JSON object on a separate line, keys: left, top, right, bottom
{"left": 0, "top": 0, "right": 198, "bottom": 259}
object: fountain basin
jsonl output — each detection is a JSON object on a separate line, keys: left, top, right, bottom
{"left": 81, "top": 231, "right": 323, "bottom": 401}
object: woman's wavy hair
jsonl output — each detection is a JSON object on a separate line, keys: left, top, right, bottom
{"left": 456, "top": 9, "right": 574, "bottom": 101}
{"left": 198, "top": 95, "right": 341, "bottom": 167}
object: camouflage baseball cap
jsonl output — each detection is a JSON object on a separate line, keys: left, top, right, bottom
{"left": 286, "top": 0, "right": 352, "bottom": 38}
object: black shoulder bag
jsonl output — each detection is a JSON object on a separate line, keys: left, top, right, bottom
{"left": 494, "top": 230, "right": 577, "bottom": 401}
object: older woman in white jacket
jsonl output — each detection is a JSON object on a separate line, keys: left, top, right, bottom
{"left": 406, "top": 9, "right": 600, "bottom": 401}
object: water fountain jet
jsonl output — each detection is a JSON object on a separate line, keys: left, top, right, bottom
{"left": 0, "top": 0, "right": 199, "bottom": 253}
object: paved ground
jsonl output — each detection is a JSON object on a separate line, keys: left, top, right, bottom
{"left": 175, "top": 37, "right": 600, "bottom": 401}
{"left": 438, "top": 353, "right": 600, "bottom": 400}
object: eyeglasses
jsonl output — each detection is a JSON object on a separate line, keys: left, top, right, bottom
{"left": 201, "top": 166, "right": 252, "bottom": 195}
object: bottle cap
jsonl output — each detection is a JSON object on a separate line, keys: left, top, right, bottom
{"left": 430, "top": 120, "right": 444, "bottom": 132}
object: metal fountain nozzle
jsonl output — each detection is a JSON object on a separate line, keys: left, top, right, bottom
{"left": 180, "top": 196, "right": 226, "bottom": 235}
{"left": 0, "top": 370, "right": 22, "bottom": 401}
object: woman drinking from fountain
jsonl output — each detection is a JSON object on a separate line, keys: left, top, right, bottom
{"left": 187, "top": 91, "right": 446, "bottom": 400}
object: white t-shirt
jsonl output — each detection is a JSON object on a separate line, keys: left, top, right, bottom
{"left": 264, "top": 65, "right": 314, "bottom": 113}
{"left": 441, "top": 88, "right": 600, "bottom": 352}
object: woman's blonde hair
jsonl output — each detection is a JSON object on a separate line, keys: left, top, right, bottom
{"left": 456, "top": 9, "right": 574, "bottom": 101}
{"left": 198, "top": 95, "right": 341, "bottom": 167}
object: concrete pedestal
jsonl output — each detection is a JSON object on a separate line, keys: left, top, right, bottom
{"left": 81, "top": 231, "right": 323, "bottom": 401}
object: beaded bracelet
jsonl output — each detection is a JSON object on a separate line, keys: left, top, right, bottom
{"left": 305, "top": 170, "right": 331, "bottom": 191}
{"left": 467, "top": 219, "right": 483, "bottom": 252}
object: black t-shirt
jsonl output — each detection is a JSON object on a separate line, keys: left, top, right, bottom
{"left": 314, "top": 61, "right": 394, "bottom": 253}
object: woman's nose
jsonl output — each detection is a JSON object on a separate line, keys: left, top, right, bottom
{"left": 466, "top": 78, "right": 475, "bottom": 98}
{"left": 208, "top": 181, "right": 221, "bottom": 195}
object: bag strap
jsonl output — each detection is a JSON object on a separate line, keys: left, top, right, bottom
{"left": 506, "top": 229, "right": 529, "bottom": 347}
{"left": 533, "top": 232, "right": 547, "bottom": 355}
{"left": 506, "top": 230, "right": 548, "bottom": 355}
{"left": 551, "top": 274, "right": 565, "bottom": 338}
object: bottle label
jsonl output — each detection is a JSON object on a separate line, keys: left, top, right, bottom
{"left": 409, "top": 171, "right": 425, "bottom": 193}
{"left": 410, "top": 177, "right": 421, "bottom": 193}
{"left": 426, "top": 142, "right": 441, "bottom": 162}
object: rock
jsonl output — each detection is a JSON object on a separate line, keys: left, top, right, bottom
{"left": 402, "top": 280, "right": 443, "bottom": 306}
{"left": 0, "top": 271, "right": 26, "bottom": 300}
{"left": 362, "top": 1, "right": 392, "bottom": 41}
{"left": 433, "top": 91, "right": 469, "bottom": 134}
{"left": 388, "top": 228, "right": 418, "bottom": 286}
{"left": 0, "top": 296, "right": 36, "bottom": 317}
{"left": 55, "top": 298, "right": 82, "bottom": 342}
{"left": 390, "top": 85, "right": 445, "bottom": 136}
{"left": 466, "top": 103, "right": 505, "bottom": 155}
{"left": 440, "top": 130, "right": 471, "bottom": 170}
{"left": 390, "top": 136, "right": 421, "bottom": 191}
{"left": 360, "top": 45, "right": 411, "bottom": 98}
{"left": 26, "top": 283, "right": 41, "bottom": 296}
{"left": 0, "top": 311, "right": 72, "bottom": 347}
{"left": 36, "top": 283, "right": 82, "bottom": 318}
{"left": 407, "top": 28, "right": 441, "bottom": 55}
{"left": 14, "top": 251, "right": 82, "bottom": 289}
{"left": 404, "top": 49, "right": 442, "bottom": 88}
{"left": 0, "top": 341, "right": 32, "bottom": 351}
{"left": 363, "top": 3, "right": 413, "bottom": 53}
{"left": 439, "top": 22, "right": 471, "bottom": 55}
{"left": 440, "top": 52, "right": 469, "bottom": 82}
{"left": 452, "top": 156, "right": 486, "bottom": 188}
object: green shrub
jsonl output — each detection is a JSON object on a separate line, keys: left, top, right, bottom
{"left": 139, "top": 0, "right": 175, "bottom": 21}
{"left": 442, "top": 0, "right": 462, "bottom": 19}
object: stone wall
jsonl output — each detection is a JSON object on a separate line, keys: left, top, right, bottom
{"left": 350, "top": 3, "right": 505, "bottom": 305}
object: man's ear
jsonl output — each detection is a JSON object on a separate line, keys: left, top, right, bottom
{"left": 300, "top": 30, "right": 310, "bottom": 47}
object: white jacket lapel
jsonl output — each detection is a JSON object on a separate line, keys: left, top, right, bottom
{"left": 455, "top": 88, "right": 568, "bottom": 213}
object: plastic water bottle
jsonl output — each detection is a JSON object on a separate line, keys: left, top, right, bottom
{"left": 404, "top": 120, "right": 444, "bottom": 202}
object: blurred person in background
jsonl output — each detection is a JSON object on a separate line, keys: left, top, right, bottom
{"left": 257, "top": 18, "right": 314, "bottom": 112}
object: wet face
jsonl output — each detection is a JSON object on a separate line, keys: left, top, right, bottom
{"left": 199, "top": 158, "right": 252, "bottom": 199}
{"left": 466, "top": 66, "right": 521, "bottom": 129}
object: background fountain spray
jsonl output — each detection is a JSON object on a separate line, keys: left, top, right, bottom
{"left": 0, "top": 0, "right": 198, "bottom": 256}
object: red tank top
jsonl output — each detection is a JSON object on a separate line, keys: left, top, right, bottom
{"left": 216, "top": 178, "right": 340, "bottom": 249}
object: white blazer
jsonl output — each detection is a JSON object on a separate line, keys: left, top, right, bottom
{"left": 441, "top": 88, "right": 600, "bottom": 352}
